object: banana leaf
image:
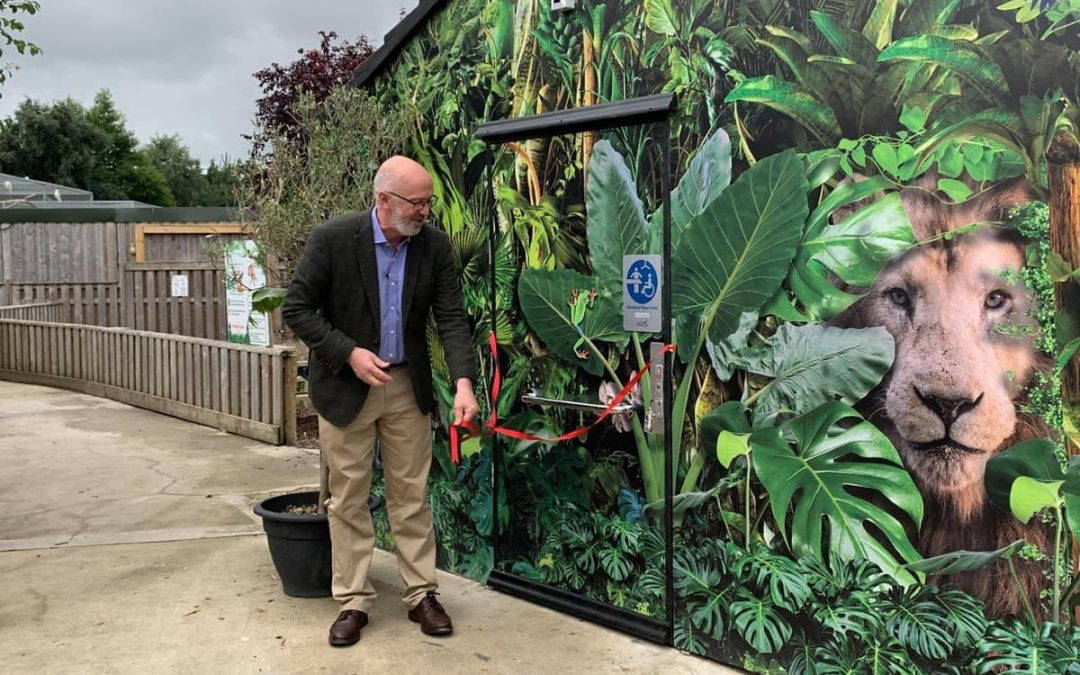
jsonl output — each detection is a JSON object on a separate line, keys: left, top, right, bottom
{"left": 724, "top": 76, "right": 842, "bottom": 146}
{"left": 878, "top": 35, "right": 1010, "bottom": 105}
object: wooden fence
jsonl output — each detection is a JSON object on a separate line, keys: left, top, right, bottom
{"left": 0, "top": 301, "right": 67, "bottom": 322}
{"left": 3, "top": 283, "right": 124, "bottom": 326}
{"left": 0, "top": 318, "right": 297, "bottom": 445}
{"left": 122, "top": 262, "right": 227, "bottom": 338}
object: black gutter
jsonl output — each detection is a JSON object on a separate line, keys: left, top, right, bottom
{"left": 349, "top": 0, "right": 448, "bottom": 88}
{"left": 474, "top": 94, "right": 678, "bottom": 144}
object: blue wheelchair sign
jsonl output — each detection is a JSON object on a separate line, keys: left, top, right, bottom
{"left": 626, "top": 260, "right": 658, "bottom": 304}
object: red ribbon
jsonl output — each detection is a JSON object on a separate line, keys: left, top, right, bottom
{"left": 449, "top": 332, "right": 675, "bottom": 463}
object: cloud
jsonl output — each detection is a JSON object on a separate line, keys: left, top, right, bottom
{"left": 0, "top": 0, "right": 416, "bottom": 166}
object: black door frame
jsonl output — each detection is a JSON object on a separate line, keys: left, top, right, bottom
{"left": 475, "top": 93, "right": 677, "bottom": 645}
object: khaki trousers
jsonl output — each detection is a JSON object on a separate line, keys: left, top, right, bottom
{"left": 319, "top": 365, "right": 437, "bottom": 611}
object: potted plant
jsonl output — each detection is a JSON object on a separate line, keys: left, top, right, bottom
{"left": 241, "top": 84, "right": 407, "bottom": 596}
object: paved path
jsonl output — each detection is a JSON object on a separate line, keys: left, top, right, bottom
{"left": 0, "top": 381, "right": 731, "bottom": 674}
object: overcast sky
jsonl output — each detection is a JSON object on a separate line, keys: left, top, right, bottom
{"left": 0, "top": 1, "right": 419, "bottom": 166}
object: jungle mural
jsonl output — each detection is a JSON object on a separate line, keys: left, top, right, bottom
{"left": 366, "top": 0, "right": 1080, "bottom": 671}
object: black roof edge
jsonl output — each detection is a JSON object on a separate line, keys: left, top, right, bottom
{"left": 476, "top": 94, "right": 678, "bottom": 144}
{"left": 349, "top": 0, "right": 447, "bottom": 89}
{"left": 0, "top": 207, "right": 243, "bottom": 224}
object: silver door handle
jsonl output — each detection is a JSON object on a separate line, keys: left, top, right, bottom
{"left": 520, "top": 390, "right": 635, "bottom": 415}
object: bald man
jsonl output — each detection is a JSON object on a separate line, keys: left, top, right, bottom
{"left": 283, "top": 156, "right": 479, "bottom": 647}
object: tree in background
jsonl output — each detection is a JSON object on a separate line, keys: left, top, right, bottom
{"left": 0, "top": 0, "right": 40, "bottom": 93}
{"left": 0, "top": 90, "right": 172, "bottom": 204}
{"left": 250, "top": 31, "right": 373, "bottom": 151}
{"left": 141, "top": 134, "right": 207, "bottom": 206}
{"left": 201, "top": 157, "right": 243, "bottom": 207}
{"left": 0, "top": 89, "right": 242, "bottom": 206}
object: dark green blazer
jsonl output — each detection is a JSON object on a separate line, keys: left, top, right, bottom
{"left": 282, "top": 209, "right": 477, "bottom": 427}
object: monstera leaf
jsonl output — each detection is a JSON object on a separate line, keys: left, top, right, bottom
{"left": 802, "top": 193, "right": 916, "bottom": 287}
{"left": 586, "top": 141, "right": 648, "bottom": 294}
{"left": 788, "top": 175, "right": 913, "bottom": 320}
{"left": 738, "top": 323, "right": 895, "bottom": 424}
{"left": 753, "top": 402, "right": 924, "bottom": 583}
{"left": 518, "top": 268, "right": 626, "bottom": 376}
{"left": 673, "top": 150, "right": 808, "bottom": 361}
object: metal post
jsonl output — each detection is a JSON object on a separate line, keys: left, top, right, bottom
{"left": 485, "top": 147, "right": 501, "bottom": 567}
{"left": 660, "top": 122, "right": 675, "bottom": 644}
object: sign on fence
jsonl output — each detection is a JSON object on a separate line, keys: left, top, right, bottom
{"left": 170, "top": 274, "right": 189, "bottom": 297}
{"left": 224, "top": 240, "right": 270, "bottom": 346}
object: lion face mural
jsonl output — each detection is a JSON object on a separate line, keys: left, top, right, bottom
{"left": 833, "top": 177, "right": 1050, "bottom": 617}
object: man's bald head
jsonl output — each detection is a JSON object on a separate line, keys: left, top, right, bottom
{"left": 373, "top": 156, "right": 435, "bottom": 242}
{"left": 373, "top": 156, "right": 433, "bottom": 196}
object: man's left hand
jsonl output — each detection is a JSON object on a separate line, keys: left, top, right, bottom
{"left": 452, "top": 379, "right": 479, "bottom": 426}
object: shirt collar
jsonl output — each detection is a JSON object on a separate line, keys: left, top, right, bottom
{"left": 372, "top": 207, "right": 410, "bottom": 248}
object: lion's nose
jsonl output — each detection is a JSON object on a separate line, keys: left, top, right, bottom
{"left": 914, "top": 387, "right": 984, "bottom": 427}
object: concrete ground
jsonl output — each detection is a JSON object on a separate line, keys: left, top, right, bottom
{"left": 0, "top": 381, "right": 732, "bottom": 674}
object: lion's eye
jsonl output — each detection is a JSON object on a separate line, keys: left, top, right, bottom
{"left": 985, "top": 290, "right": 1009, "bottom": 310}
{"left": 887, "top": 287, "right": 911, "bottom": 308}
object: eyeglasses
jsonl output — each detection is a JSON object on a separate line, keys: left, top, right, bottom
{"left": 384, "top": 190, "right": 438, "bottom": 210}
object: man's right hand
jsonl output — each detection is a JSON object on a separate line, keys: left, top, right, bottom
{"left": 347, "top": 347, "right": 392, "bottom": 386}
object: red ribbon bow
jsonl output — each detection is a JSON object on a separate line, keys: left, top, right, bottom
{"left": 449, "top": 332, "right": 675, "bottom": 463}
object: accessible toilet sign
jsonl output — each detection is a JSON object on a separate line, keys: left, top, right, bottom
{"left": 623, "top": 255, "right": 662, "bottom": 333}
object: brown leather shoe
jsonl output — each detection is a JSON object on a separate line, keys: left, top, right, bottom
{"left": 407, "top": 591, "right": 453, "bottom": 636}
{"left": 328, "top": 609, "right": 368, "bottom": 647}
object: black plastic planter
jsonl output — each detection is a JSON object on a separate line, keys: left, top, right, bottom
{"left": 254, "top": 491, "right": 386, "bottom": 598}
{"left": 254, "top": 491, "right": 332, "bottom": 598}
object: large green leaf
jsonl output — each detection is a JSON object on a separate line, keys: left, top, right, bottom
{"left": 809, "top": 10, "right": 878, "bottom": 66}
{"left": 905, "top": 539, "right": 1024, "bottom": 575}
{"left": 984, "top": 439, "right": 1064, "bottom": 514}
{"left": 647, "top": 128, "right": 733, "bottom": 254}
{"left": 672, "top": 150, "right": 808, "bottom": 361}
{"left": 699, "top": 400, "right": 752, "bottom": 460}
{"left": 644, "top": 0, "right": 678, "bottom": 36}
{"left": 802, "top": 192, "right": 917, "bottom": 287}
{"left": 900, "top": 0, "right": 961, "bottom": 35}
{"left": 863, "top": 0, "right": 900, "bottom": 50}
{"left": 738, "top": 323, "right": 895, "bottom": 424}
{"left": 724, "top": 76, "right": 842, "bottom": 145}
{"left": 878, "top": 36, "right": 1010, "bottom": 105}
{"left": 706, "top": 310, "right": 758, "bottom": 380}
{"left": 586, "top": 140, "right": 648, "bottom": 294}
{"left": 668, "top": 127, "right": 732, "bottom": 243}
{"left": 754, "top": 403, "right": 924, "bottom": 583}
{"left": 788, "top": 176, "right": 901, "bottom": 321}
{"left": 518, "top": 268, "right": 626, "bottom": 376}
{"left": 730, "top": 596, "right": 792, "bottom": 654}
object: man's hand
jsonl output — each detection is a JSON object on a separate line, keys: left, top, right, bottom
{"left": 347, "top": 347, "right": 392, "bottom": 386}
{"left": 452, "top": 378, "right": 479, "bottom": 426}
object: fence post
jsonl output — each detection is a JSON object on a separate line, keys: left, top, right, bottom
{"left": 282, "top": 348, "right": 298, "bottom": 445}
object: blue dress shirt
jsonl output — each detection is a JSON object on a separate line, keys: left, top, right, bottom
{"left": 371, "top": 208, "right": 408, "bottom": 365}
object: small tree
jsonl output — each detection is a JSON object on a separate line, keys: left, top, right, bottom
{"left": 250, "top": 31, "right": 375, "bottom": 154}
{"left": 240, "top": 86, "right": 408, "bottom": 285}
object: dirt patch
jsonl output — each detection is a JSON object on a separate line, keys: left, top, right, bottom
{"left": 284, "top": 503, "right": 318, "bottom": 515}
{"left": 296, "top": 415, "right": 320, "bottom": 449}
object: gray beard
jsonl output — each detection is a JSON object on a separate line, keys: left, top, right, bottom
{"left": 397, "top": 219, "right": 424, "bottom": 237}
